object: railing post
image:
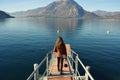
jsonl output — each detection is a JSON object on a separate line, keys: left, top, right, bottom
{"left": 71, "top": 51, "right": 73, "bottom": 68}
{"left": 46, "top": 54, "right": 48, "bottom": 76}
{"left": 75, "top": 54, "right": 78, "bottom": 80}
{"left": 85, "top": 66, "right": 90, "bottom": 80}
{"left": 34, "top": 63, "right": 39, "bottom": 80}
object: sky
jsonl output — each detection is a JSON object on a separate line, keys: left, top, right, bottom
{"left": 0, "top": 0, "right": 120, "bottom": 13}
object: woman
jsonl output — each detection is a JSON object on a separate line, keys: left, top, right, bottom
{"left": 53, "top": 36, "right": 67, "bottom": 73}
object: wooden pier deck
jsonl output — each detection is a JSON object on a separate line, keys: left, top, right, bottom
{"left": 48, "top": 44, "right": 74, "bottom": 80}
{"left": 27, "top": 44, "right": 94, "bottom": 80}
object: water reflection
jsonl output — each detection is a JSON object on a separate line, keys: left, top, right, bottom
{"left": 33, "top": 18, "right": 83, "bottom": 36}
{"left": 0, "top": 18, "right": 8, "bottom": 24}
{"left": 16, "top": 17, "right": 84, "bottom": 37}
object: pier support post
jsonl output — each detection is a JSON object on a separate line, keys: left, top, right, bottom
{"left": 46, "top": 54, "right": 48, "bottom": 76}
{"left": 34, "top": 63, "right": 39, "bottom": 80}
{"left": 75, "top": 54, "right": 78, "bottom": 79}
{"left": 85, "top": 66, "right": 90, "bottom": 80}
{"left": 71, "top": 51, "right": 73, "bottom": 68}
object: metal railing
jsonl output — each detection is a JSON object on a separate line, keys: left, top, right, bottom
{"left": 27, "top": 49, "right": 94, "bottom": 80}
{"left": 27, "top": 51, "right": 52, "bottom": 80}
{"left": 70, "top": 50, "right": 94, "bottom": 80}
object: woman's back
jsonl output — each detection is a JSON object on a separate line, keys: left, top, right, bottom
{"left": 57, "top": 42, "right": 66, "bottom": 55}
{"left": 54, "top": 37, "right": 67, "bottom": 57}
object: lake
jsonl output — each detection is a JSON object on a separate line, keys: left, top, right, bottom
{"left": 0, "top": 18, "right": 120, "bottom": 80}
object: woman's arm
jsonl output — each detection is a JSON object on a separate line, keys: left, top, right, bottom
{"left": 53, "top": 38, "right": 59, "bottom": 52}
{"left": 53, "top": 45, "right": 57, "bottom": 52}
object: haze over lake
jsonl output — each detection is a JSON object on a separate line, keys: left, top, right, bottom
{"left": 0, "top": 18, "right": 120, "bottom": 80}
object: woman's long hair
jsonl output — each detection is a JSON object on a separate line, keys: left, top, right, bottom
{"left": 55, "top": 36, "right": 66, "bottom": 54}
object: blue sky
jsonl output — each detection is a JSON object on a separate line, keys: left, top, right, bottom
{"left": 0, "top": 0, "right": 120, "bottom": 13}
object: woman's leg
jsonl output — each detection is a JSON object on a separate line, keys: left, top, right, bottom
{"left": 60, "top": 57, "right": 64, "bottom": 72}
{"left": 57, "top": 57, "right": 60, "bottom": 71}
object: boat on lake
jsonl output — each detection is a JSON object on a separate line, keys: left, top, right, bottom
{"left": 27, "top": 44, "right": 94, "bottom": 80}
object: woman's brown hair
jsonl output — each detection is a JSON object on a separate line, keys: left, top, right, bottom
{"left": 54, "top": 36, "right": 67, "bottom": 55}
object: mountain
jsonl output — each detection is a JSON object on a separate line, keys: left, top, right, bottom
{"left": 0, "top": 10, "right": 14, "bottom": 19}
{"left": 11, "top": 0, "right": 99, "bottom": 18}
{"left": 93, "top": 10, "right": 120, "bottom": 19}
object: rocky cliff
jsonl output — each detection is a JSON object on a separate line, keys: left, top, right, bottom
{"left": 11, "top": 0, "right": 99, "bottom": 18}
{"left": 0, "top": 10, "right": 14, "bottom": 19}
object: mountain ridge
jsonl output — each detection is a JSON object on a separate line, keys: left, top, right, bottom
{"left": 93, "top": 10, "right": 120, "bottom": 19}
{"left": 0, "top": 10, "right": 14, "bottom": 19}
{"left": 11, "top": 0, "right": 99, "bottom": 19}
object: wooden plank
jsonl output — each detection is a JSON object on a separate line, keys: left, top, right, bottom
{"left": 48, "top": 56, "right": 72, "bottom": 75}
{"left": 65, "top": 44, "right": 71, "bottom": 56}
{"left": 48, "top": 77, "right": 74, "bottom": 80}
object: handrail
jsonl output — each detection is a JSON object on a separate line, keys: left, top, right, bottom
{"left": 77, "top": 71, "right": 83, "bottom": 80}
{"left": 27, "top": 51, "right": 52, "bottom": 80}
{"left": 68, "top": 56, "right": 82, "bottom": 80}
{"left": 71, "top": 50, "right": 77, "bottom": 55}
{"left": 71, "top": 49, "right": 94, "bottom": 80}
{"left": 77, "top": 57, "right": 94, "bottom": 80}
{"left": 41, "top": 69, "right": 47, "bottom": 79}
{"left": 27, "top": 56, "right": 47, "bottom": 80}
{"left": 27, "top": 49, "right": 94, "bottom": 80}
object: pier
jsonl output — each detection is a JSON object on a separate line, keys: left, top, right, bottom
{"left": 27, "top": 44, "right": 94, "bottom": 80}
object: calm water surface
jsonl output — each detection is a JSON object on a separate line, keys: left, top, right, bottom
{"left": 0, "top": 18, "right": 120, "bottom": 80}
